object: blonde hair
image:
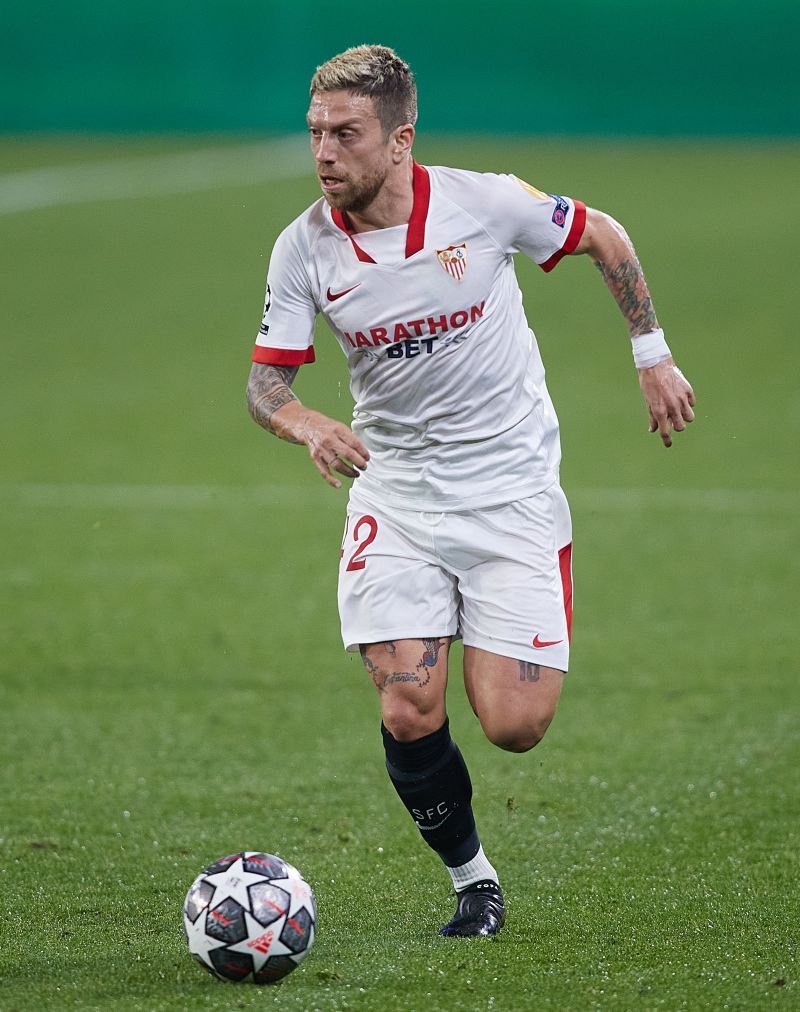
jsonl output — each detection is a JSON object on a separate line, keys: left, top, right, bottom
{"left": 310, "top": 44, "right": 417, "bottom": 135}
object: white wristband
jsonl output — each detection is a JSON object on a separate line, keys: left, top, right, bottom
{"left": 631, "top": 328, "right": 671, "bottom": 369}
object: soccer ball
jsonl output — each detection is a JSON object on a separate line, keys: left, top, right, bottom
{"left": 183, "top": 851, "right": 316, "bottom": 984}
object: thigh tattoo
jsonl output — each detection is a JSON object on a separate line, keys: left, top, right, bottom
{"left": 421, "top": 638, "right": 444, "bottom": 669}
{"left": 361, "top": 638, "right": 446, "bottom": 693}
{"left": 519, "top": 661, "right": 541, "bottom": 683}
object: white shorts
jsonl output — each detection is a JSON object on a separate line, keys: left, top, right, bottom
{"left": 337, "top": 483, "right": 573, "bottom": 671}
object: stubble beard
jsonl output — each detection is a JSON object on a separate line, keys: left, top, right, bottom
{"left": 322, "top": 165, "right": 388, "bottom": 214}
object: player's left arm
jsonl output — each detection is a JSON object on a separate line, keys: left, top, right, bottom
{"left": 574, "top": 207, "right": 696, "bottom": 448}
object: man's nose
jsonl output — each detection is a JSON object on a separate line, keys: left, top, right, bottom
{"left": 315, "top": 132, "right": 336, "bottom": 164}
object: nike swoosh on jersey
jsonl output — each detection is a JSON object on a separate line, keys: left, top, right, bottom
{"left": 327, "top": 284, "right": 360, "bottom": 301}
{"left": 532, "top": 635, "right": 563, "bottom": 648}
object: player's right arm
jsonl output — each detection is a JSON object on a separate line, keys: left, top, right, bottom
{"left": 246, "top": 363, "right": 369, "bottom": 489}
{"left": 247, "top": 219, "right": 370, "bottom": 488}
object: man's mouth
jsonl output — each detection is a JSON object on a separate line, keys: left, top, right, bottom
{"left": 319, "top": 175, "right": 345, "bottom": 190}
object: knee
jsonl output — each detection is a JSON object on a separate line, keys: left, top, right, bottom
{"left": 483, "top": 713, "right": 555, "bottom": 753}
{"left": 382, "top": 698, "right": 444, "bottom": 742}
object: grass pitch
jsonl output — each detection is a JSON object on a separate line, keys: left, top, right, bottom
{"left": 1, "top": 135, "right": 798, "bottom": 1010}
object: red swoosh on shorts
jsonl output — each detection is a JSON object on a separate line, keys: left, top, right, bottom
{"left": 532, "top": 634, "right": 563, "bottom": 648}
{"left": 327, "top": 285, "right": 360, "bottom": 301}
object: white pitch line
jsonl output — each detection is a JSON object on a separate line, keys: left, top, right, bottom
{"left": 572, "top": 486, "right": 799, "bottom": 514}
{"left": 0, "top": 483, "right": 796, "bottom": 514}
{"left": 0, "top": 135, "right": 312, "bottom": 215}
{"left": 0, "top": 482, "right": 315, "bottom": 510}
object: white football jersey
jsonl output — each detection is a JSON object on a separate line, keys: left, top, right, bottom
{"left": 252, "top": 163, "right": 586, "bottom": 510}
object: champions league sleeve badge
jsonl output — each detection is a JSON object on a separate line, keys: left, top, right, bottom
{"left": 436, "top": 244, "right": 468, "bottom": 282}
{"left": 549, "top": 196, "right": 570, "bottom": 228}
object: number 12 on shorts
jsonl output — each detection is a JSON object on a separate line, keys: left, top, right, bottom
{"left": 340, "top": 514, "right": 378, "bottom": 572}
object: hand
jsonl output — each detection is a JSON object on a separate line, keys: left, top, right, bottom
{"left": 638, "top": 357, "right": 696, "bottom": 448}
{"left": 295, "top": 408, "right": 370, "bottom": 489}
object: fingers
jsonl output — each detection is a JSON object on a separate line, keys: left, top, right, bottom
{"left": 672, "top": 365, "right": 696, "bottom": 421}
{"left": 670, "top": 405, "right": 686, "bottom": 432}
{"left": 646, "top": 393, "right": 674, "bottom": 446}
{"left": 311, "top": 454, "right": 344, "bottom": 489}
{"left": 640, "top": 362, "right": 696, "bottom": 449}
{"left": 337, "top": 432, "right": 370, "bottom": 471}
{"left": 656, "top": 410, "right": 673, "bottom": 448}
{"left": 311, "top": 452, "right": 361, "bottom": 489}
{"left": 304, "top": 417, "right": 370, "bottom": 488}
{"left": 331, "top": 456, "right": 360, "bottom": 479}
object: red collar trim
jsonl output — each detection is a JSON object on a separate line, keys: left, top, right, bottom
{"left": 331, "top": 208, "right": 376, "bottom": 263}
{"left": 330, "top": 162, "right": 430, "bottom": 263}
{"left": 405, "top": 161, "right": 430, "bottom": 257}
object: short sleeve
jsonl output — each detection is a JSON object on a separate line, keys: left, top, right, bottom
{"left": 481, "top": 173, "right": 586, "bottom": 273}
{"left": 252, "top": 222, "right": 318, "bottom": 366}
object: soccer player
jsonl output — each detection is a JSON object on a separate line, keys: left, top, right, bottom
{"left": 246, "top": 45, "right": 695, "bottom": 937}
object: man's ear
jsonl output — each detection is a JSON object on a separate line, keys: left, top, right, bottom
{"left": 391, "top": 123, "right": 415, "bottom": 163}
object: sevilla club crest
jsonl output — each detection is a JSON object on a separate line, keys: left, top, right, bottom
{"left": 436, "top": 244, "right": 467, "bottom": 282}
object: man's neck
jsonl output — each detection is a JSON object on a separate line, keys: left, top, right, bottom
{"left": 346, "top": 159, "right": 415, "bottom": 233}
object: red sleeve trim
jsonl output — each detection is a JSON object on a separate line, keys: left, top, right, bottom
{"left": 539, "top": 200, "right": 586, "bottom": 273}
{"left": 251, "top": 345, "right": 316, "bottom": 365}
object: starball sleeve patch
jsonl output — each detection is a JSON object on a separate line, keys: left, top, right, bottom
{"left": 259, "top": 283, "right": 272, "bottom": 335}
{"left": 549, "top": 195, "right": 570, "bottom": 227}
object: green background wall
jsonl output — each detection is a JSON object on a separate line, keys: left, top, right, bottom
{"left": 2, "top": 0, "right": 798, "bottom": 134}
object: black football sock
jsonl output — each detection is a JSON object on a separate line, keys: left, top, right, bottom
{"left": 381, "top": 718, "right": 480, "bottom": 868}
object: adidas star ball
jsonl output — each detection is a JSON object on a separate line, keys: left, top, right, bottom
{"left": 183, "top": 852, "right": 316, "bottom": 983}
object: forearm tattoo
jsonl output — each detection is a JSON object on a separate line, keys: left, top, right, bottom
{"left": 593, "top": 256, "right": 658, "bottom": 337}
{"left": 246, "top": 364, "right": 299, "bottom": 438}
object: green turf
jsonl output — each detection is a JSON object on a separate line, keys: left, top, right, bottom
{"left": 1, "top": 135, "right": 798, "bottom": 1010}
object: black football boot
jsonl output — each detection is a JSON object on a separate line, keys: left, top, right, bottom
{"left": 438, "top": 880, "right": 506, "bottom": 937}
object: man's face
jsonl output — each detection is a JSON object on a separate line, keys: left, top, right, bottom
{"left": 307, "top": 91, "right": 392, "bottom": 213}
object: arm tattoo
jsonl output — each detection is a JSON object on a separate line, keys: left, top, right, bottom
{"left": 246, "top": 363, "right": 300, "bottom": 439}
{"left": 593, "top": 256, "right": 658, "bottom": 337}
{"left": 519, "top": 661, "right": 541, "bottom": 683}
